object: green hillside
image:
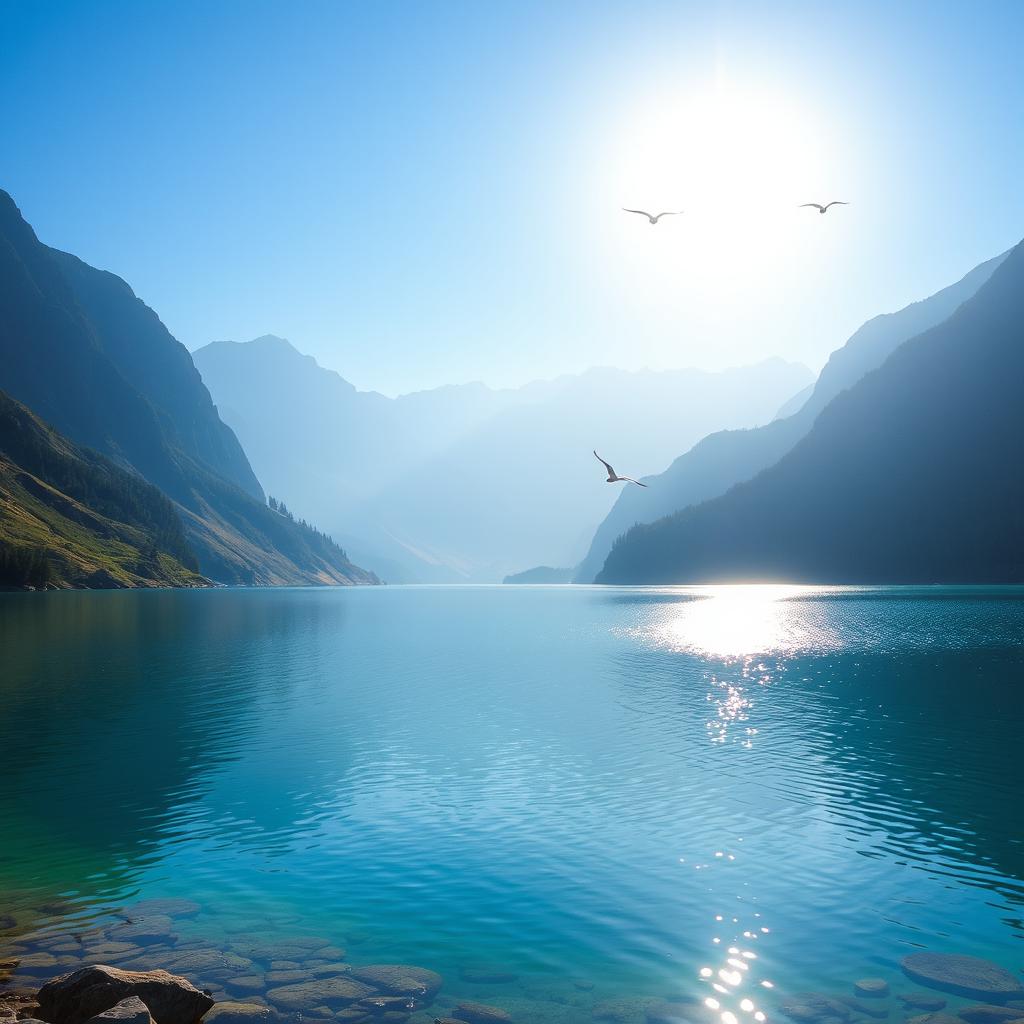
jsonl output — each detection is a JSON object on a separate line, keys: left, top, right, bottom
{"left": 0, "top": 389, "right": 205, "bottom": 589}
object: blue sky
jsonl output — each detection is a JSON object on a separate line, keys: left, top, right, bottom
{"left": 3, "top": 0, "right": 1023, "bottom": 395}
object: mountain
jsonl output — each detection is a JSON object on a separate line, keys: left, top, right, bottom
{"left": 0, "top": 389, "right": 204, "bottom": 589}
{"left": 194, "top": 338, "right": 812, "bottom": 581}
{"left": 503, "top": 566, "right": 575, "bottom": 584}
{"left": 597, "top": 239, "right": 1024, "bottom": 584}
{"left": 575, "top": 248, "right": 1009, "bottom": 582}
{"left": 0, "top": 189, "right": 376, "bottom": 585}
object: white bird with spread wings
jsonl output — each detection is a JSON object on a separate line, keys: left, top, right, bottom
{"left": 799, "top": 201, "right": 849, "bottom": 214}
{"left": 622, "top": 207, "right": 683, "bottom": 224}
{"left": 594, "top": 451, "right": 648, "bottom": 487}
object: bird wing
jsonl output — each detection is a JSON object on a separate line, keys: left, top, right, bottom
{"left": 622, "top": 208, "right": 651, "bottom": 218}
{"left": 824, "top": 201, "right": 849, "bottom": 210}
{"left": 654, "top": 211, "right": 683, "bottom": 220}
{"left": 593, "top": 450, "right": 616, "bottom": 476}
{"left": 620, "top": 477, "right": 648, "bottom": 487}
{"left": 799, "top": 203, "right": 824, "bottom": 211}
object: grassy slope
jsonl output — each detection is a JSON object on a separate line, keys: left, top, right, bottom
{"left": 0, "top": 390, "right": 206, "bottom": 588}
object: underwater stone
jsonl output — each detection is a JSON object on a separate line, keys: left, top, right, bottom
{"left": 265, "top": 977, "right": 376, "bottom": 1011}
{"left": 900, "top": 956, "right": 1023, "bottom": 1002}
{"left": 958, "top": 1009, "right": 1024, "bottom": 1024}
{"left": 451, "top": 1002, "right": 512, "bottom": 1024}
{"left": 906, "top": 1014, "right": 962, "bottom": 1024}
{"left": 855, "top": 982, "right": 891, "bottom": 1000}
{"left": 110, "top": 919, "right": 177, "bottom": 944}
{"left": 307, "top": 963, "right": 352, "bottom": 979}
{"left": 37, "top": 965, "right": 214, "bottom": 1024}
{"left": 900, "top": 997, "right": 947, "bottom": 1012}
{"left": 844, "top": 998, "right": 888, "bottom": 1019}
{"left": 200, "top": 1003, "right": 272, "bottom": 1024}
{"left": 349, "top": 966, "right": 443, "bottom": 1000}
{"left": 264, "top": 971, "right": 305, "bottom": 985}
{"left": 780, "top": 996, "right": 851, "bottom": 1022}
{"left": 18, "top": 953, "right": 60, "bottom": 968}
{"left": 224, "top": 976, "right": 266, "bottom": 995}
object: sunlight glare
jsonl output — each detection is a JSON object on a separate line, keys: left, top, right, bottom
{"left": 606, "top": 81, "right": 834, "bottom": 307}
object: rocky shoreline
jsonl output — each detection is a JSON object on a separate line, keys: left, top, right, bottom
{"left": 2, "top": 901, "right": 1023, "bottom": 1024}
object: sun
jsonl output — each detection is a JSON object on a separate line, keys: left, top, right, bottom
{"left": 604, "top": 81, "right": 836, "bottom": 304}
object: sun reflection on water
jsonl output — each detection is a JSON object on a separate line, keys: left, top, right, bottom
{"left": 690, "top": 848, "right": 775, "bottom": 1024}
{"left": 636, "top": 585, "right": 843, "bottom": 660}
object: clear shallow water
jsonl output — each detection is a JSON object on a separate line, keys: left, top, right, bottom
{"left": 1, "top": 585, "right": 1022, "bottom": 1020}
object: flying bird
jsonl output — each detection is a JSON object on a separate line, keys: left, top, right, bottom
{"left": 594, "top": 450, "right": 648, "bottom": 487}
{"left": 799, "top": 201, "right": 849, "bottom": 214}
{"left": 622, "top": 207, "right": 683, "bottom": 224}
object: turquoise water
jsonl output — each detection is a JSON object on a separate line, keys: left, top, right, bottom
{"left": 1, "top": 585, "right": 1022, "bottom": 1021}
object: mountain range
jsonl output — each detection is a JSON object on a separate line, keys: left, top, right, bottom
{"left": 0, "top": 189, "right": 376, "bottom": 586}
{"left": 194, "top": 338, "right": 812, "bottom": 582}
{"left": 598, "top": 239, "right": 1024, "bottom": 583}
{"left": 575, "top": 249, "right": 1010, "bottom": 582}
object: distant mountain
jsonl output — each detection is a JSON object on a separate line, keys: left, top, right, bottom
{"left": 597, "top": 240, "right": 1024, "bottom": 584}
{"left": 503, "top": 565, "right": 575, "bottom": 584}
{"left": 0, "top": 389, "right": 204, "bottom": 589}
{"left": 575, "top": 248, "right": 1009, "bottom": 583}
{"left": 195, "top": 338, "right": 812, "bottom": 581}
{"left": 0, "top": 189, "right": 376, "bottom": 586}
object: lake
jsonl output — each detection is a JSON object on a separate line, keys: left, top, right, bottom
{"left": 1, "top": 585, "right": 1022, "bottom": 1024}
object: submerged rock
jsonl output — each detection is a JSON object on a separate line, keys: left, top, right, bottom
{"left": 855, "top": 981, "right": 890, "bottom": 1000}
{"left": 349, "top": 966, "right": 443, "bottom": 1000}
{"left": 265, "top": 977, "right": 376, "bottom": 1011}
{"left": 900, "top": 995, "right": 948, "bottom": 1012}
{"left": 451, "top": 1002, "right": 511, "bottom": 1024}
{"left": 906, "top": 1013, "right": 962, "bottom": 1024}
{"left": 110, "top": 919, "right": 177, "bottom": 944}
{"left": 19, "top": 953, "right": 60, "bottom": 969}
{"left": 157, "top": 950, "right": 254, "bottom": 983}
{"left": 83, "top": 997, "right": 154, "bottom": 1024}
{"left": 842, "top": 998, "right": 887, "bottom": 1020}
{"left": 780, "top": 995, "right": 851, "bottom": 1023}
{"left": 900, "top": 955, "right": 1023, "bottom": 1001}
{"left": 200, "top": 1003, "right": 272, "bottom": 1024}
{"left": 37, "top": 965, "right": 214, "bottom": 1024}
{"left": 958, "top": 1008, "right": 1024, "bottom": 1024}
{"left": 224, "top": 977, "right": 265, "bottom": 996}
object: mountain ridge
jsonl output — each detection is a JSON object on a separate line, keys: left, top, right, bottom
{"left": 195, "top": 337, "right": 812, "bottom": 581}
{"left": 597, "top": 239, "right": 1024, "bottom": 584}
{"left": 575, "top": 246, "right": 1011, "bottom": 582}
{"left": 0, "top": 188, "right": 377, "bottom": 586}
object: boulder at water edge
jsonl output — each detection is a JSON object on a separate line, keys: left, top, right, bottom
{"left": 84, "top": 997, "right": 154, "bottom": 1024}
{"left": 37, "top": 966, "right": 214, "bottom": 1024}
{"left": 900, "top": 955, "right": 1024, "bottom": 1002}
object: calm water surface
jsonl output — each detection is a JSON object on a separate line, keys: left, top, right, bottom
{"left": 1, "top": 585, "right": 1022, "bottom": 1018}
